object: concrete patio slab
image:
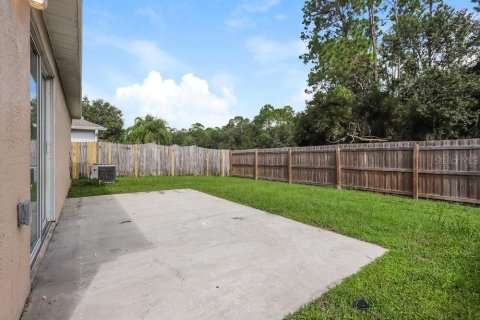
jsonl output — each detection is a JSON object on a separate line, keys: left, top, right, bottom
{"left": 22, "top": 190, "right": 386, "bottom": 320}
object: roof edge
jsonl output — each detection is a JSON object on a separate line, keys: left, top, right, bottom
{"left": 43, "top": 0, "right": 83, "bottom": 119}
{"left": 72, "top": 126, "right": 107, "bottom": 131}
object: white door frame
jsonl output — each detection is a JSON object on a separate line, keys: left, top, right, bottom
{"left": 44, "top": 77, "right": 55, "bottom": 222}
{"left": 30, "top": 22, "right": 56, "bottom": 265}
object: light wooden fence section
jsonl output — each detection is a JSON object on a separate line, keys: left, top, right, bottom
{"left": 71, "top": 142, "right": 230, "bottom": 179}
{"left": 231, "top": 139, "right": 480, "bottom": 205}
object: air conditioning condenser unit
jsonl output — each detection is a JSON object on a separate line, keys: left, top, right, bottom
{"left": 90, "top": 164, "right": 116, "bottom": 183}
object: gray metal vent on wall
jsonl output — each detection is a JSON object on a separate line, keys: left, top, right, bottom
{"left": 90, "top": 164, "right": 116, "bottom": 183}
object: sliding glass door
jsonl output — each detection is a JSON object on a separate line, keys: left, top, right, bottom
{"left": 30, "top": 41, "right": 51, "bottom": 263}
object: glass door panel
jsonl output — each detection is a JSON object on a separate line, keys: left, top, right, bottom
{"left": 30, "top": 45, "right": 39, "bottom": 249}
{"left": 40, "top": 72, "right": 48, "bottom": 233}
{"left": 30, "top": 39, "right": 53, "bottom": 263}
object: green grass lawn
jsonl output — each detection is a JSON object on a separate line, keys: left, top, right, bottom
{"left": 69, "top": 176, "right": 480, "bottom": 319}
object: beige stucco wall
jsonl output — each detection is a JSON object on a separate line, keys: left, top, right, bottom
{"left": 0, "top": 1, "right": 32, "bottom": 319}
{"left": 0, "top": 2, "right": 73, "bottom": 319}
{"left": 30, "top": 11, "right": 73, "bottom": 220}
{"left": 54, "top": 77, "right": 72, "bottom": 220}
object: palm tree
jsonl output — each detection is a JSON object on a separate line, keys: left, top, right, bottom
{"left": 124, "top": 115, "right": 172, "bottom": 145}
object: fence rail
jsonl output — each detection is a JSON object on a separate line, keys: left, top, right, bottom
{"left": 71, "top": 139, "right": 480, "bottom": 205}
{"left": 231, "top": 139, "right": 480, "bottom": 205}
{"left": 71, "top": 142, "right": 230, "bottom": 179}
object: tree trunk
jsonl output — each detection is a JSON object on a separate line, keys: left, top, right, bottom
{"left": 393, "top": 0, "right": 401, "bottom": 81}
{"left": 368, "top": 2, "right": 378, "bottom": 84}
{"left": 427, "top": 0, "right": 434, "bottom": 68}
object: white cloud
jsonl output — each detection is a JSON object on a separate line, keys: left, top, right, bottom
{"left": 225, "top": 0, "right": 280, "bottom": 29}
{"left": 124, "top": 40, "right": 183, "bottom": 72}
{"left": 210, "top": 72, "right": 237, "bottom": 93}
{"left": 246, "top": 35, "right": 305, "bottom": 65}
{"left": 136, "top": 5, "right": 160, "bottom": 20}
{"left": 225, "top": 17, "right": 256, "bottom": 29}
{"left": 115, "top": 71, "right": 236, "bottom": 129}
{"left": 91, "top": 34, "right": 184, "bottom": 74}
{"left": 274, "top": 13, "right": 287, "bottom": 21}
{"left": 243, "top": 0, "right": 280, "bottom": 12}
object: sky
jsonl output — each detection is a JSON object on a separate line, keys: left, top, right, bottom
{"left": 82, "top": 0, "right": 477, "bottom": 129}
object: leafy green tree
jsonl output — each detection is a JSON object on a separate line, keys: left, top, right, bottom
{"left": 253, "top": 105, "right": 296, "bottom": 147}
{"left": 188, "top": 123, "right": 209, "bottom": 147}
{"left": 295, "top": 87, "right": 356, "bottom": 145}
{"left": 382, "top": 1, "right": 479, "bottom": 81}
{"left": 301, "top": 0, "right": 383, "bottom": 92}
{"left": 387, "top": 1, "right": 480, "bottom": 139}
{"left": 171, "top": 128, "right": 195, "bottom": 146}
{"left": 81, "top": 97, "right": 124, "bottom": 142}
{"left": 300, "top": 0, "right": 480, "bottom": 143}
{"left": 400, "top": 69, "right": 480, "bottom": 139}
{"left": 472, "top": 0, "right": 479, "bottom": 12}
{"left": 202, "top": 127, "right": 224, "bottom": 149}
{"left": 124, "top": 115, "right": 171, "bottom": 145}
{"left": 171, "top": 124, "right": 224, "bottom": 148}
{"left": 356, "top": 89, "right": 403, "bottom": 140}
{"left": 220, "top": 116, "right": 256, "bottom": 149}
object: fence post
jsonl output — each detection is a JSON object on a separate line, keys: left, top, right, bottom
{"left": 87, "top": 142, "right": 97, "bottom": 178}
{"left": 170, "top": 146, "right": 175, "bottom": 177}
{"left": 108, "top": 142, "right": 112, "bottom": 164}
{"left": 96, "top": 142, "right": 99, "bottom": 163}
{"left": 206, "top": 149, "right": 209, "bottom": 176}
{"left": 72, "top": 142, "right": 79, "bottom": 179}
{"left": 134, "top": 144, "right": 139, "bottom": 177}
{"left": 254, "top": 149, "right": 258, "bottom": 180}
{"left": 229, "top": 150, "right": 233, "bottom": 176}
{"left": 288, "top": 148, "right": 292, "bottom": 184}
{"left": 221, "top": 150, "right": 225, "bottom": 177}
{"left": 412, "top": 143, "right": 419, "bottom": 199}
{"left": 336, "top": 146, "right": 342, "bottom": 189}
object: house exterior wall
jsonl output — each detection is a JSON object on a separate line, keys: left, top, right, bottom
{"left": 54, "top": 84, "right": 72, "bottom": 220}
{"left": 0, "top": 1, "right": 32, "bottom": 319}
{"left": 0, "top": 2, "right": 74, "bottom": 319}
{"left": 71, "top": 129, "right": 97, "bottom": 142}
{"left": 31, "top": 11, "right": 73, "bottom": 221}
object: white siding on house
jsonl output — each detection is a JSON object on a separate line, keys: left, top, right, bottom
{"left": 71, "top": 129, "right": 97, "bottom": 142}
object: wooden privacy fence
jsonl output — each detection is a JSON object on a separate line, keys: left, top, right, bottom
{"left": 231, "top": 139, "right": 480, "bottom": 205}
{"left": 71, "top": 142, "right": 230, "bottom": 179}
